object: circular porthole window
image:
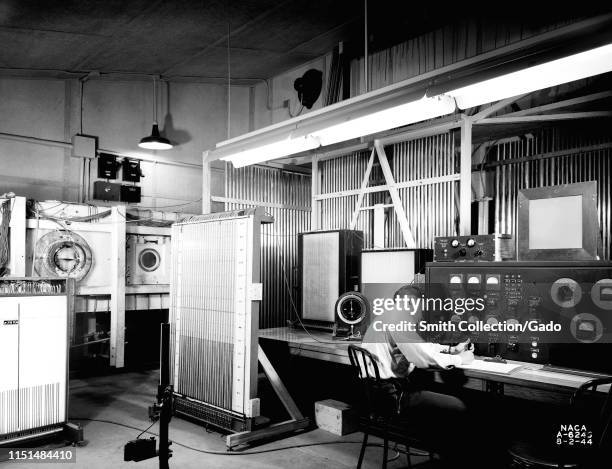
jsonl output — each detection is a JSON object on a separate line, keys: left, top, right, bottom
{"left": 139, "top": 248, "right": 160, "bottom": 272}
{"left": 35, "top": 231, "right": 93, "bottom": 281}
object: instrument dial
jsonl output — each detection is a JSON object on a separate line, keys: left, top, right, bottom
{"left": 335, "top": 292, "right": 369, "bottom": 325}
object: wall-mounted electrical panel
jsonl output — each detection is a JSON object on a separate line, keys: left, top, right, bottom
{"left": 97, "top": 153, "right": 118, "bottom": 179}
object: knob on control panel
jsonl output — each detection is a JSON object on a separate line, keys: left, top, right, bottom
{"left": 550, "top": 278, "right": 582, "bottom": 308}
{"left": 557, "top": 285, "right": 574, "bottom": 302}
{"left": 507, "top": 343, "right": 519, "bottom": 353}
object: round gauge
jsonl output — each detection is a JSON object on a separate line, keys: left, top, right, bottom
{"left": 591, "top": 279, "right": 612, "bottom": 310}
{"left": 335, "top": 292, "right": 369, "bottom": 325}
{"left": 466, "top": 238, "right": 476, "bottom": 247}
{"left": 450, "top": 239, "right": 460, "bottom": 248}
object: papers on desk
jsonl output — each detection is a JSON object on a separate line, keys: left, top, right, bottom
{"left": 457, "top": 359, "right": 526, "bottom": 374}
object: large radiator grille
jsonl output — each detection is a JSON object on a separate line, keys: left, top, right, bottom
{"left": 170, "top": 209, "right": 264, "bottom": 423}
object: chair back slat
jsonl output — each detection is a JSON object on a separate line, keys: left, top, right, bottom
{"left": 348, "top": 345, "right": 381, "bottom": 382}
{"left": 348, "top": 344, "right": 386, "bottom": 417}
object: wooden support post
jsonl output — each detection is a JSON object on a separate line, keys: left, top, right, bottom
{"left": 226, "top": 346, "right": 310, "bottom": 450}
{"left": 478, "top": 199, "right": 490, "bottom": 235}
{"left": 374, "top": 140, "right": 416, "bottom": 247}
{"left": 110, "top": 206, "right": 126, "bottom": 368}
{"left": 373, "top": 204, "right": 385, "bottom": 248}
{"left": 258, "top": 346, "right": 303, "bottom": 420}
{"left": 8, "top": 196, "right": 26, "bottom": 276}
{"left": 311, "top": 156, "right": 320, "bottom": 229}
{"left": 227, "top": 419, "right": 310, "bottom": 450}
{"left": 459, "top": 117, "right": 473, "bottom": 236}
{"left": 202, "top": 151, "right": 211, "bottom": 214}
{"left": 349, "top": 148, "right": 375, "bottom": 230}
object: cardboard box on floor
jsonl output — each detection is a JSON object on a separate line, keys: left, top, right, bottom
{"left": 314, "top": 399, "right": 358, "bottom": 436}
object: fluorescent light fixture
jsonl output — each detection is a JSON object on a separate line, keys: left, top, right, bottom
{"left": 219, "top": 95, "right": 455, "bottom": 166}
{"left": 309, "top": 95, "right": 456, "bottom": 146}
{"left": 220, "top": 135, "right": 319, "bottom": 168}
{"left": 448, "top": 43, "right": 612, "bottom": 109}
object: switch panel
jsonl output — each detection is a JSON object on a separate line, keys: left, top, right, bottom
{"left": 426, "top": 260, "right": 612, "bottom": 373}
{"left": 434, "top": 234, "right": 515, "bottom": 262}
{"left": 122, "top": 159, "right": 141, "bottom": 182}
{"left": 97, "top": 153, "right": 118, "bottom": 179}
{"left": 93, "top": 181, "right": 120, "bottom": 201}
{"left": 120, "top": 185, "right": 141, "bottom": 203}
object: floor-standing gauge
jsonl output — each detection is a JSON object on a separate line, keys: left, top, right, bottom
{"left": 333, "top": 291, "right": 370, "bottom": 340}
{"left": 34, "top": 231, "right": 93, "bottom": 281}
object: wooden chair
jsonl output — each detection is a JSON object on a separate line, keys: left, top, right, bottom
{"left": 508, "top": 376, "right": 612, "bottom": 468}
{"left": 347, "top": 344, "right": 435, "bottom": 469}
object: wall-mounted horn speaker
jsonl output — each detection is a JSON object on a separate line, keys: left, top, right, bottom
{"left": 294, "top": 69, "right": 323, "bottom": 109}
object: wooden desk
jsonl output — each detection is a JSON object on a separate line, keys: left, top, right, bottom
{"left": 259, "top": 327, "right": 352, "bottom": 365}
{"left": 259, "top": 327, "right": 611, "bottom": 401}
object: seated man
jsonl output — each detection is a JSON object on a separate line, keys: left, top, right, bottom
{"left": 361, "top": 284, "right": 485, "bottom": 468}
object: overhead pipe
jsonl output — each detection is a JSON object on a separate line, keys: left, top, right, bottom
{"left": 0, "top": 132, "right": 72, "bottom": 149}
{"left": 364, "top": 0, "right": 369, "bottom": 93}
{"left": 0, "top": 131, "right": 202, "bottom": 169}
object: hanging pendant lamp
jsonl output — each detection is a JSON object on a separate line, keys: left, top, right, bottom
{"left": 139, "top": 76, "right": 173, "bottom": 150}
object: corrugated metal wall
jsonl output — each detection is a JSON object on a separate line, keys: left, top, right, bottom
{"left": 350, "top": 18, "right": 579, "bottom": 96}
{"left": 319, "top": 150, "right": 376, "bottom": 246}
{"left": 491, "top": 129, "right": 612, "bottom": 259}
{"left": 224, "top": 164, "right": 311, "bottom": 328}
{"left": 389, "top": 133, "right": 458, "bottom": 248}
{"left": 318, "top": 132, "right": 458, "bottom": 249}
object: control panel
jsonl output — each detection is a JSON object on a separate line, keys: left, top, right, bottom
{"left": 434, "top": 234, "right": 514, "bottom": 262}
{"left": 426, "top": 261, "right": 612, "bottom": 372}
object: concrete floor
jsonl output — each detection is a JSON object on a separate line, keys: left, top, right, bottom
{"left": 27, "top": 370, "right": 433, "bottom": 469}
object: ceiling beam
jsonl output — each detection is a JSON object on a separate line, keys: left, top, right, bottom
{"left": 469, "top": 94, "right": 529, "bottom": 121}
{"left": 500, "top": 90, "right": 612, "bottom": 117}
{"left": 72, "top": 0, "right": 168, "bottom": 71}
{"left": 0, "top": 67, "right": 267, "bottom": 85}
{"left": 475, "top": 111, "right": 612, "bottom": 124}
{"left": 0, "top": 25, "right": 109, "bottom": 38}
{"left": 475, "top": 142, "right": 612, "bottom": 170}
{"left": 281, "top": 17, "right": 361, "bottom": 56}
{"left": 161, "top": 0, "right": 294, "bottom": 76}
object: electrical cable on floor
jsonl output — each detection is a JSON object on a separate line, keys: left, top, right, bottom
{"left": 69, "top": 417, "right": 431, "bottom": 457}
{"left": 136, "top": 419, "right": 158, "bottom": 439}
